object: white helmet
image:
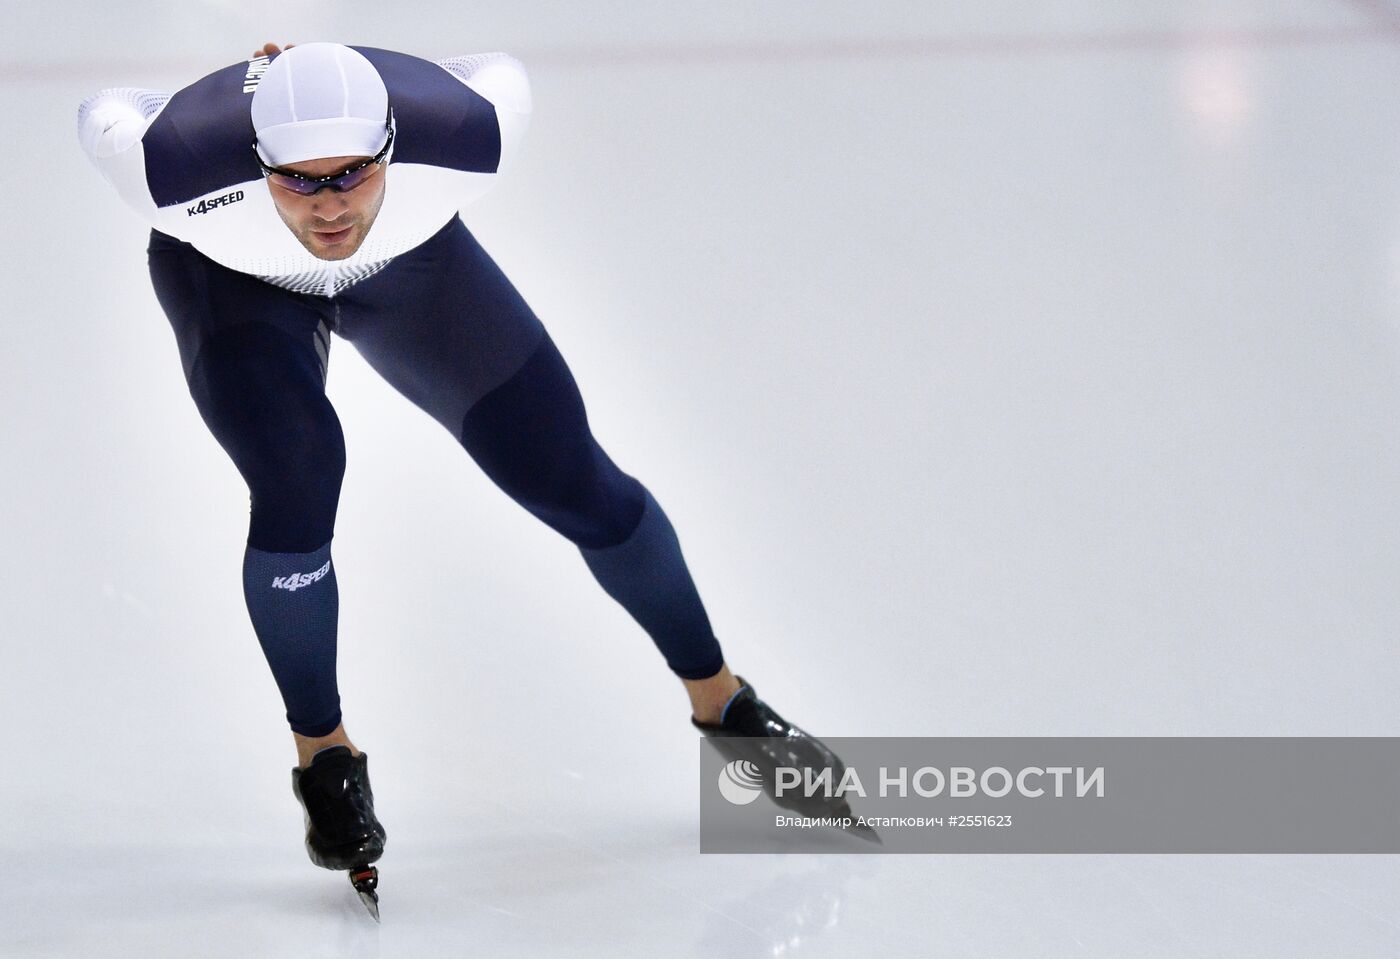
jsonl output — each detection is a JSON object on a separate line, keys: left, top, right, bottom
{"left": 252, "top": 43, "right": 392, "bottom": 167}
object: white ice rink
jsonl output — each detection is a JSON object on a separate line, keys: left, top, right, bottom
{"left": 5, "top": 1, "right": 1400, "bottom": 956}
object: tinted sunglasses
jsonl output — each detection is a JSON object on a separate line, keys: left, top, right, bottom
{"left": 255, "top": 113, "right": 394, "bottom": 196}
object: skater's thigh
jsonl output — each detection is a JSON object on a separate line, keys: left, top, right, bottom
{"left": 331, "top": 215, "right": 546, "bottom": 439}
{"left": 147, "top": 230, "right": 346, "bottom": 550}
{"left": 147, "top": 228, "right": 336, "bottom": 384}
{"left": 460, "top": 329, "right": 645, "bottom": 548}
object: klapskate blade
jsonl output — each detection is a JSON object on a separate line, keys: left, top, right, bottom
{"left": 349, "top": 866, "right": 380, "bottom": 922}
{"left": 844, "top": 820, "right": 883, "bottom": 845}
{"left": 356, "top": 887, "right": 381, "bottom": 922}
{"left": 820, "top": 801, "right": 882, "bottom": 845}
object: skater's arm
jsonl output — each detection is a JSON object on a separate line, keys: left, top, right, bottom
{"left": 77, "top": 87, "right": 168, "bottom": 161}
{"left": 434, "top": 53, "right": 532, "bottom": 176}
{"left": 76, "top": 86, "right": 169, "bottom": 219}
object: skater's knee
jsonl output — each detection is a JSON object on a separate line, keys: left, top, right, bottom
{"left": 529, "top": 455, "right": 646, "bottom": 547}
{"left": 235, "top": 418, "right": 345, "bottom": 551}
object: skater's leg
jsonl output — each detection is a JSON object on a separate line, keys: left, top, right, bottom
{"left": 682, "top": 663, "right": 744, "bottom": 724}
{"left": 293, "top": 722, "right": 360, "bottom": 769}
{"left": 457, "top": 330, "right": 730, "bottom": 681}
{"left": 148, "top": 230, "right": 357, "bottom": 756}
{"left": 334, "top": 216, "right": 731, "bottom": 686}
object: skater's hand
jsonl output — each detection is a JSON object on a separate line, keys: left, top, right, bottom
{"left": 253, "top": 42, "right": 295, "bottom": 58}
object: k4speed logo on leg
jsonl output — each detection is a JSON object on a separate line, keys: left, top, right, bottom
{"left": 271, "top": 559, "right": 331, "bottom": 592}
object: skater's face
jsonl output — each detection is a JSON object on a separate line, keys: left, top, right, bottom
{"left": 266, "top": 153, "right": 387, "bottom": 261}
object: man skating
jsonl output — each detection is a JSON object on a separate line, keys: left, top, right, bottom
{"left": 78, "top": 40, "right": 856, "bottom": 917}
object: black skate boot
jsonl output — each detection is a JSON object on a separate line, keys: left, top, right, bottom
{"left": 291, "top": 745, "right": 387, "bottom": 919}
{"left": 692, "top": 676, "right": 879, "bottom": 843}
